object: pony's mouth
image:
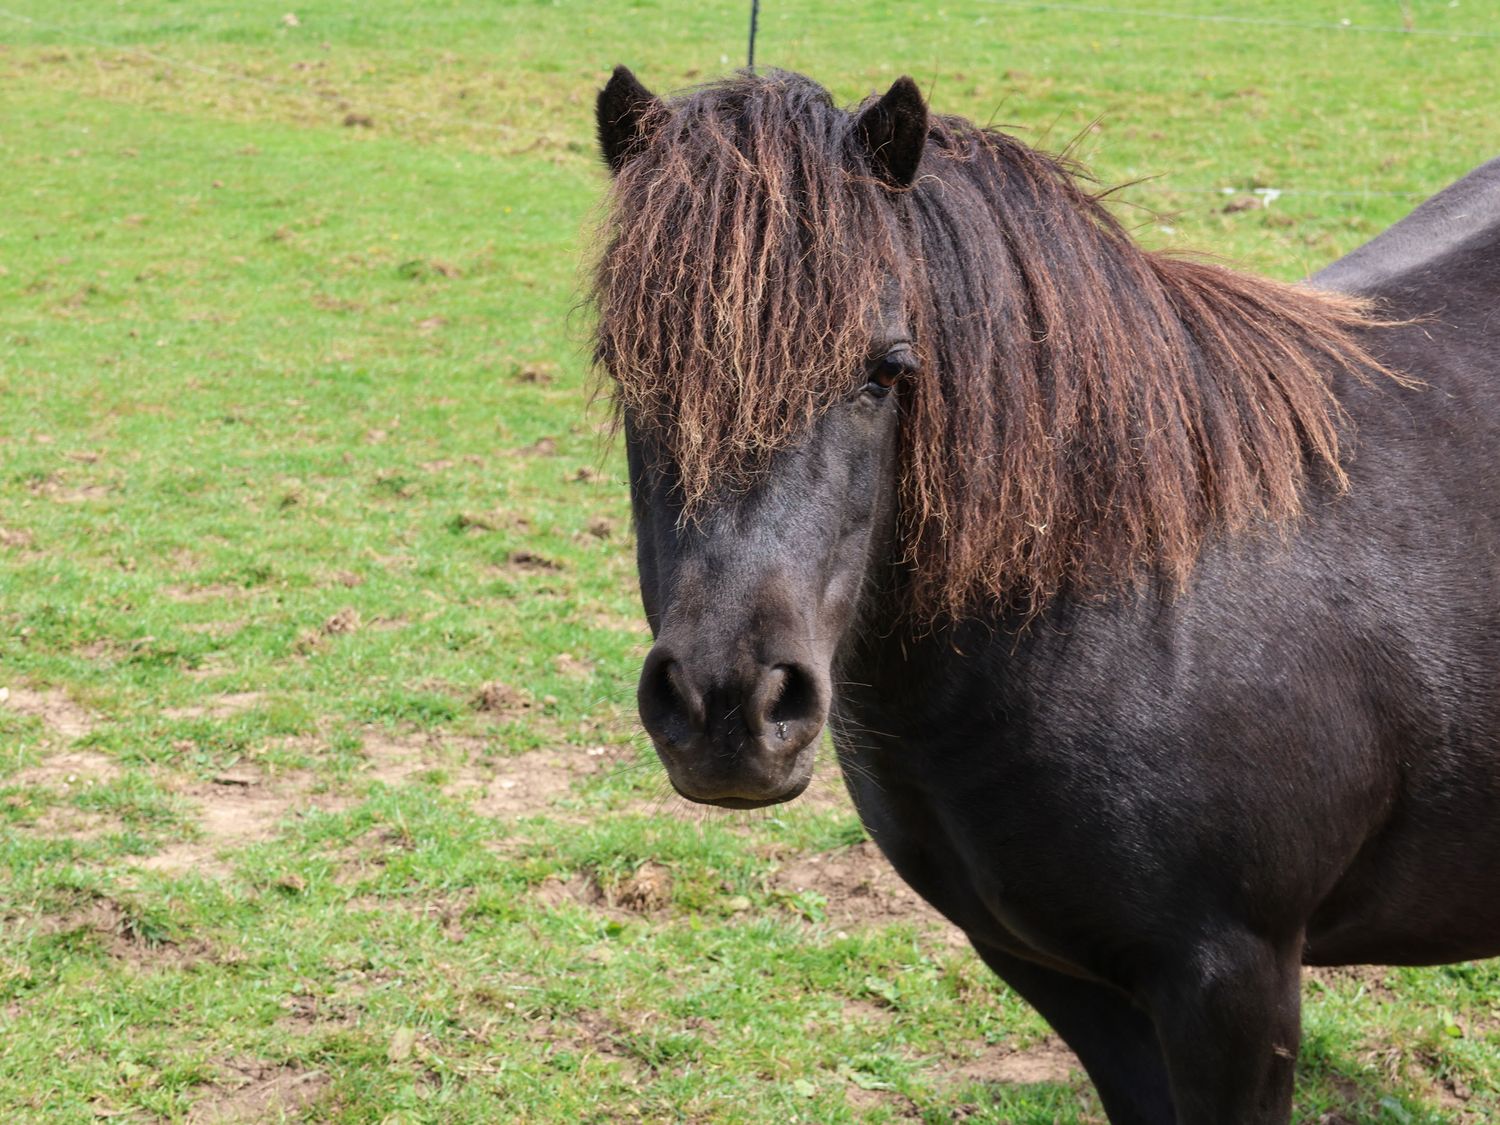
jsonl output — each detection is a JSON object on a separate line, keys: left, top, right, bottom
{"left": 669, "top": 772, "right": 813, "bottom": 810}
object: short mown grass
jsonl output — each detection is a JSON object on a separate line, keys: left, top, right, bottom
{"left": 2, "top": 2, "right": 1498, "bottom": 1121}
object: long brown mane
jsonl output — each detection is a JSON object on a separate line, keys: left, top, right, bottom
{"left": 591, "top": 71, "right": 1390, "bottom": 618}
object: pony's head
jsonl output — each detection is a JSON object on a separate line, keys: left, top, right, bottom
{"left": 593, "top": 67, "right": 925, "bottom": 806}
{"left": 591, "top": 67, "right": 1381, "bottom": 807}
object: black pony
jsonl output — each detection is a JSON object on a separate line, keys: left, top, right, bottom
{"left": 590, "top": 66, "right": 1500, "bottom": 1124}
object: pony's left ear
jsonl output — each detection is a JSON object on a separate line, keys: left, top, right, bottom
{"left": 597, "top": 65, "right": 662, "bottom": 174}
{"left": 855, "top": 76, "right": 928, "bottom": 188}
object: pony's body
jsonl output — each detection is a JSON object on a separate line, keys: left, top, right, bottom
{"left": 591, "top": 69, "right": 1500, "bottom": 1123}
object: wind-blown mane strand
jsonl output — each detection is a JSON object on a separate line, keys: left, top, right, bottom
{"left": 592, "top": 72, "right": 1392, "bottom": 618}
{"left": 900, "top": 118, "right": 1388, "bottom": 616}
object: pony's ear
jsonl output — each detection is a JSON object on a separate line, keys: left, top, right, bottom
{"left": 597, "top": 65, "right": 662, "bottom": 174}
{"left": 855, "top": 76, "right": 929, "bottom": 188}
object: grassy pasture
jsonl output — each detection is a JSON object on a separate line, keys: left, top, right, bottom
{"left": 1, "top": 1, "right": 1498, "bottom": 1120}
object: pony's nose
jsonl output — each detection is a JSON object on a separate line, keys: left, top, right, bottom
{"left": 637, "top": 644, "right": 827, "bottom": 757}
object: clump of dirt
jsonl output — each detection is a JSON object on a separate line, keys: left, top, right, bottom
{"left": 2, "top": 685, "right": 97, "bottom": 741}
{"left": 773, "top": 840, "right": 955, "bottom": 934}
{"left": 321, "top": 607, "right": 361, "bottom": 635}
{"left": 613, "top": 861, "right": 673, "bottom": 913}
{"left": 473, "top": 681, "right": 531, "bottom": 716}
{"left": 186, "top": 1061, "right": 330, "bottom": 1124}
{"left": 507, "top": 550, "right": 562, "bottom": 572}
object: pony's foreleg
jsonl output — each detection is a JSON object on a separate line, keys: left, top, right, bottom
{"left": 971, "top": 941, "right": 1177, "bottom": 1125}
{"left": 1145, "top": 931, "right": 1304, "bottom": 1125}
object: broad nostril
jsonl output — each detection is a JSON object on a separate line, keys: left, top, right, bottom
{"left": 768, "top": 663, "right": 819, "bottom": 727}
{"left": 751, "top": 662, "right": 826, "bottom": 750}
{"left": 638, "top": 648, "right": 702, "bottom": 746}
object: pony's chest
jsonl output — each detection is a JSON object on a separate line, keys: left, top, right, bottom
{"left": 830, "top": 724, "right": 1106, "bottom": 960}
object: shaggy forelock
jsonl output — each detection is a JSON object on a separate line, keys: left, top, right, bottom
{"left": 591, "top": 71, "right": 904, "bottom": 508}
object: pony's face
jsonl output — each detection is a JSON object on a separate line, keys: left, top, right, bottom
{"left": 624, "top": 308, "right": 912, "bottom": 807}
{"left": 596, "top": 67, "right": 929, "bottom": 806}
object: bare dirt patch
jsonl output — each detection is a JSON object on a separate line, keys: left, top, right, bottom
{"left": 11, "top": 748, "right": 120, "bottom": 790}
{"left": 141, "top": 771, "right": 348, "bottom": 878}
{"left": 955, "top": 1037, "right": 1080, "bottom": 1086}
{"left": 2, "top": 685, "right": 96, "bottom": 741}
{"left": 164, "top": 583, "right": 250, "bottom": 603}
{"left": 162, "top": 692, "right": 265, "bottom": 721}
{"left": 468, "top": 748, "right": 610, "bottom": 818}
{"left": 773, "top": 840, "right": 957, "bottom": 936}
{"left": 359, "top": 730, "right": 622, "bottom": 820}
{"left": 29, "top": 804, "right": 119, "bottom": 840}
{"left": 1304, "top": 964, "right": 1399, "bottom": 1003}
{"left": 0, "top": 525, "right": 36, "bottom": 550}
{"left": 186, "top": 1061, "right": 330, "bottom": 1124}
{"left": 533, "top": 872, "right": 604, "bottom": 910}
{"left": 30, "top": 895, "right": 215, "bottom": 970}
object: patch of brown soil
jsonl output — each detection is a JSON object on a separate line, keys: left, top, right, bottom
{"left": 956, "top": 1038, "right": 1080, "bottom": 1086}
{"left": 164, "top": 583, "right": 249, "bottom": 603}
{"left": 773, "top": 840, "right": 954, "bottom": 933}
{"left": 1303, "top": 964, "right": 1399, "bottom": 1003}
{"left": 841, "top": 997, "right": 891, "bottom": 1024}
{"left": 141, "top": 771, "right": 349, "bottom": 878}
{"left": 32, "top": 896, "right": 213, "bottom": 970}
{"left": 186, "top": 1061, "right": 330, "bottom": 1124}
{"left": 468, "top": 748, "right": 606, "bottom": 818}
{"left": 846, "top": 1085, "right": 923, "bottom": 1119}
{"left": 2, "top": 685, "right": 96, "bottom": 741}
{"left": 29, "top": 805, "right": 119, "bottom": 840}
{"left": 533, "top": 873, "right": 605, "bottom": 910}
{"left": 359, "top": 730, "right": 620, "bottom": 820}
{"left": 181, "top": 620, "right": 246, "bottom": 639}
{"left": 0, "top": 526, "right": 36, "bottom": 550}
{"left": 522, "top": 1008, "right": 642, "bottom": 1074}
{"left": 162, "top": 692, "right": 265, "bottom": 721}
{"left": 12, "top": 748, "right": 120, "bottom": 790}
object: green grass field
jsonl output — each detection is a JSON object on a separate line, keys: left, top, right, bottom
{"left": 2, "top": 2, "right": 1498, "bottom": 1121}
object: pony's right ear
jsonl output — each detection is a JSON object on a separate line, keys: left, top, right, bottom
{"left": 597, "top": 66, "right": 662, "bottom": 174}
{"left": 855, "top": 76, "right": 929, "bottom": 188}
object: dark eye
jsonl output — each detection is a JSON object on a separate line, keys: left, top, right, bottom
{"left": 864, "top": 349, "right": 916, "bottom": 399}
